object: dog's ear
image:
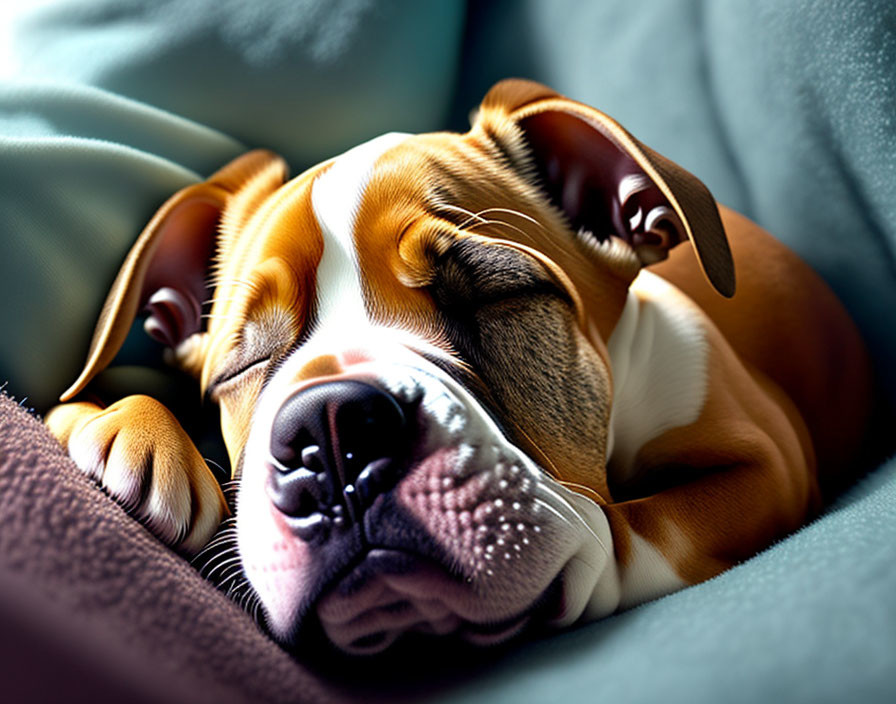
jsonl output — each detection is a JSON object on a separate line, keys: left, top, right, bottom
{"left": 60, "top": 150, "right": 288, "bottom": 402}
{"left": 474, "top": 79, "right": 735, "bottom": 298}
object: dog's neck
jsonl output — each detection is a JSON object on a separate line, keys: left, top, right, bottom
{"left": 605, "top": 271, "right": 709, "bottom": 488}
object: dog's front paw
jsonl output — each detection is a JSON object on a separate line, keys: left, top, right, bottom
{"left": 46, "top": 395, "right": 228, "bottom": 555}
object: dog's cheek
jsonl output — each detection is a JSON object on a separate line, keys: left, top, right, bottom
{"left": 236, "top": 456, "right": 314, "bottom": 638}
{"left": 217, "top": 370, "right": 266, "bottom": 473}
{"left": 473, "top": 298, "right": 612, "bottom": 494}
{"left": 392, "top": 447, "right": 486, "bottom": 569}
{"left": 387, "top": 443, "right": 584, "bottom": 623}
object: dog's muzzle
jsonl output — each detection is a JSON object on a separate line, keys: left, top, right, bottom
{"left": 267, "top": 380, "right": 412, "bottom": 543}
{"left": 238, "top": 359, "right": 611, "bottom": 656}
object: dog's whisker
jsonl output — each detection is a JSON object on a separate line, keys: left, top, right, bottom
{"left": 220, "top": 485, "right": 241, "bottom": 505}
{"left": 235, "top": 588, "right": 254, "bottom": 610}
{"left": 195, "top": 543, "right": 237, "bottom": 567}
{"left": 195, "top": 529, "right": 238, "bottom": 551}
{"left": 468, "top": 218, "right": 532, "bottom": 242}
{"left": 253, "top": 604, "right": 266, "bottom": 628}
{"left": 204, "top": 554, "right": 245, "bottom": 582}
{"left": 206, "top": 516, "right": 237, "bottom": 531}
{"left": 435, "top": 202, "right": 489, "bottom": 230}
{"left": 250, "top": 595, "right": 266, "bottom": 626}
{"left": 194, "top": 527, "right": 235, "bottom": 545}
{"left": 203, "top": 457, "right": 231, "bottom": 482}
{"left": 191, "top": 535, "right": 238, "bottom": 568}
{"left": 217, "top": 564, "right": 247, "bottom": 589}
{"left": 195, "top": 544, "right": 236, "bottom": 573}
{"left": 226, "top": 576, "right": 251, "bottom": 600}
{"left": 206, "top": 530, "right": 238, "bottom": 544}
{"left": 242, "top": 587, "right": 260, "bottom": 610}
{"left": 474, "top": 207, "right": 549, "bottom": 233}
{"left": 199, "top": 557, "right": 238, "bottom": 584}
{"left": 225, "top": 572, "right": 247, "bottom": 589}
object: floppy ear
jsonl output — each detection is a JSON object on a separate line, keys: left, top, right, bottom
{"left": 476, "top": 79, "right": 735, "bottom": 298}
{"left": 60, "top": 150, "right": 288, "bottom": 402}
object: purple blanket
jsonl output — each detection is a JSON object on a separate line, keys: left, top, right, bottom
{"left": 0, "top": 391, "right": 368, "bottom": 703}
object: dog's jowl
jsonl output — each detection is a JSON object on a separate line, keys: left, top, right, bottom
{"left": 46, "top": 80, "right": 873, "bottom": 655}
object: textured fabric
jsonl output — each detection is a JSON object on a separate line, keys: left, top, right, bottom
{"left": 0, "top": 392, "right": 349, "bottom": 703}
{"left": 4, "top": 0, "right": 464, "bottom": 168}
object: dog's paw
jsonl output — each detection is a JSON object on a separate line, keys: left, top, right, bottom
{"left": 45, "top": 395, "right": 228, "bottom": 555}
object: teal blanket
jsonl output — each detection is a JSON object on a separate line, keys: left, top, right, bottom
{"left": 1, "top": 1, "right": 893, "bottom": 701}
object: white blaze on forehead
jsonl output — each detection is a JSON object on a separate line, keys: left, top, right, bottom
{"left": 310, "top": 132, "right": 412, "bottom": 328}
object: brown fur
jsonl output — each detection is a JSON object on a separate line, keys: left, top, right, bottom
{"left": 47, "top": 80, "right": 872, "bottom": 600}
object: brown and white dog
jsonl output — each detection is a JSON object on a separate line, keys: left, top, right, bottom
{"left": 46, "top": 80, "right": 872, "bottom": 655}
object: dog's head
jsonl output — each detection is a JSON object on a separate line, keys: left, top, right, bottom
{"left": 62, "top": 80, "right": 733, "bottom": 654}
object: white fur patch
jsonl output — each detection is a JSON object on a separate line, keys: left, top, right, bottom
{"left": 310, "top": 131, "right": 411, "bottom": 332}
{"left": 618, "top": 530, "right": 687, "bottom": 609}
{"left": 606, "top": 271, "right": 709, "bottom": 482}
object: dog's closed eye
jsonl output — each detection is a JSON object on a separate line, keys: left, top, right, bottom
{"left": 430, "top": 237, "right": 574, "bottom": 309}
{"left": 210, "top": 357, "right": 270, "bottom": 395}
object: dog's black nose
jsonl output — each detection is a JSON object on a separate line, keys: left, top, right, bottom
{"left": 267, "top": 381, "right": 409, "bottom": 542}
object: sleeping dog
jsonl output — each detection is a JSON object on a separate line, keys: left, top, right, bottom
{"left": 46, "top": 80, "right": 873, "bottom": 655}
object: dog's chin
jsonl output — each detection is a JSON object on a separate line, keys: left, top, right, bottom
{"left": 310, "top": 548, "right": 564, "bottom": 656}
{"left": 238, "top": 441, "right": 607, "bottom": 657}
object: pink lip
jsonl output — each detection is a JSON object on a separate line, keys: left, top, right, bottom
{"left": 314, "top": 548, "right": 547, "bottom": 654}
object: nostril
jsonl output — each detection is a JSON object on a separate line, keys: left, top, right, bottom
{"left": 355, "top": 457, "right": 393, "bottom": 507}
{"left": 267, "top": 381, "right": 412, "bottom": 534}
{"left": 301, "top": 445, "right": 325, "bottom": 472}
{"left": 270, "top": 424, "right": 316, "bottom": 470}
{"left": 334, "top": 391, "right": 407, "bottom": 475}
{"left": 268, "top": 467, "right": 331, "bottom": 518}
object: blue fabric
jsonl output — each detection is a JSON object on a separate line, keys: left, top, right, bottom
{"left": 1, "top": 1, "right": 894, "bottom": 701}
{"left": 0, "top": 83, "right": 244, "bottom": 409}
